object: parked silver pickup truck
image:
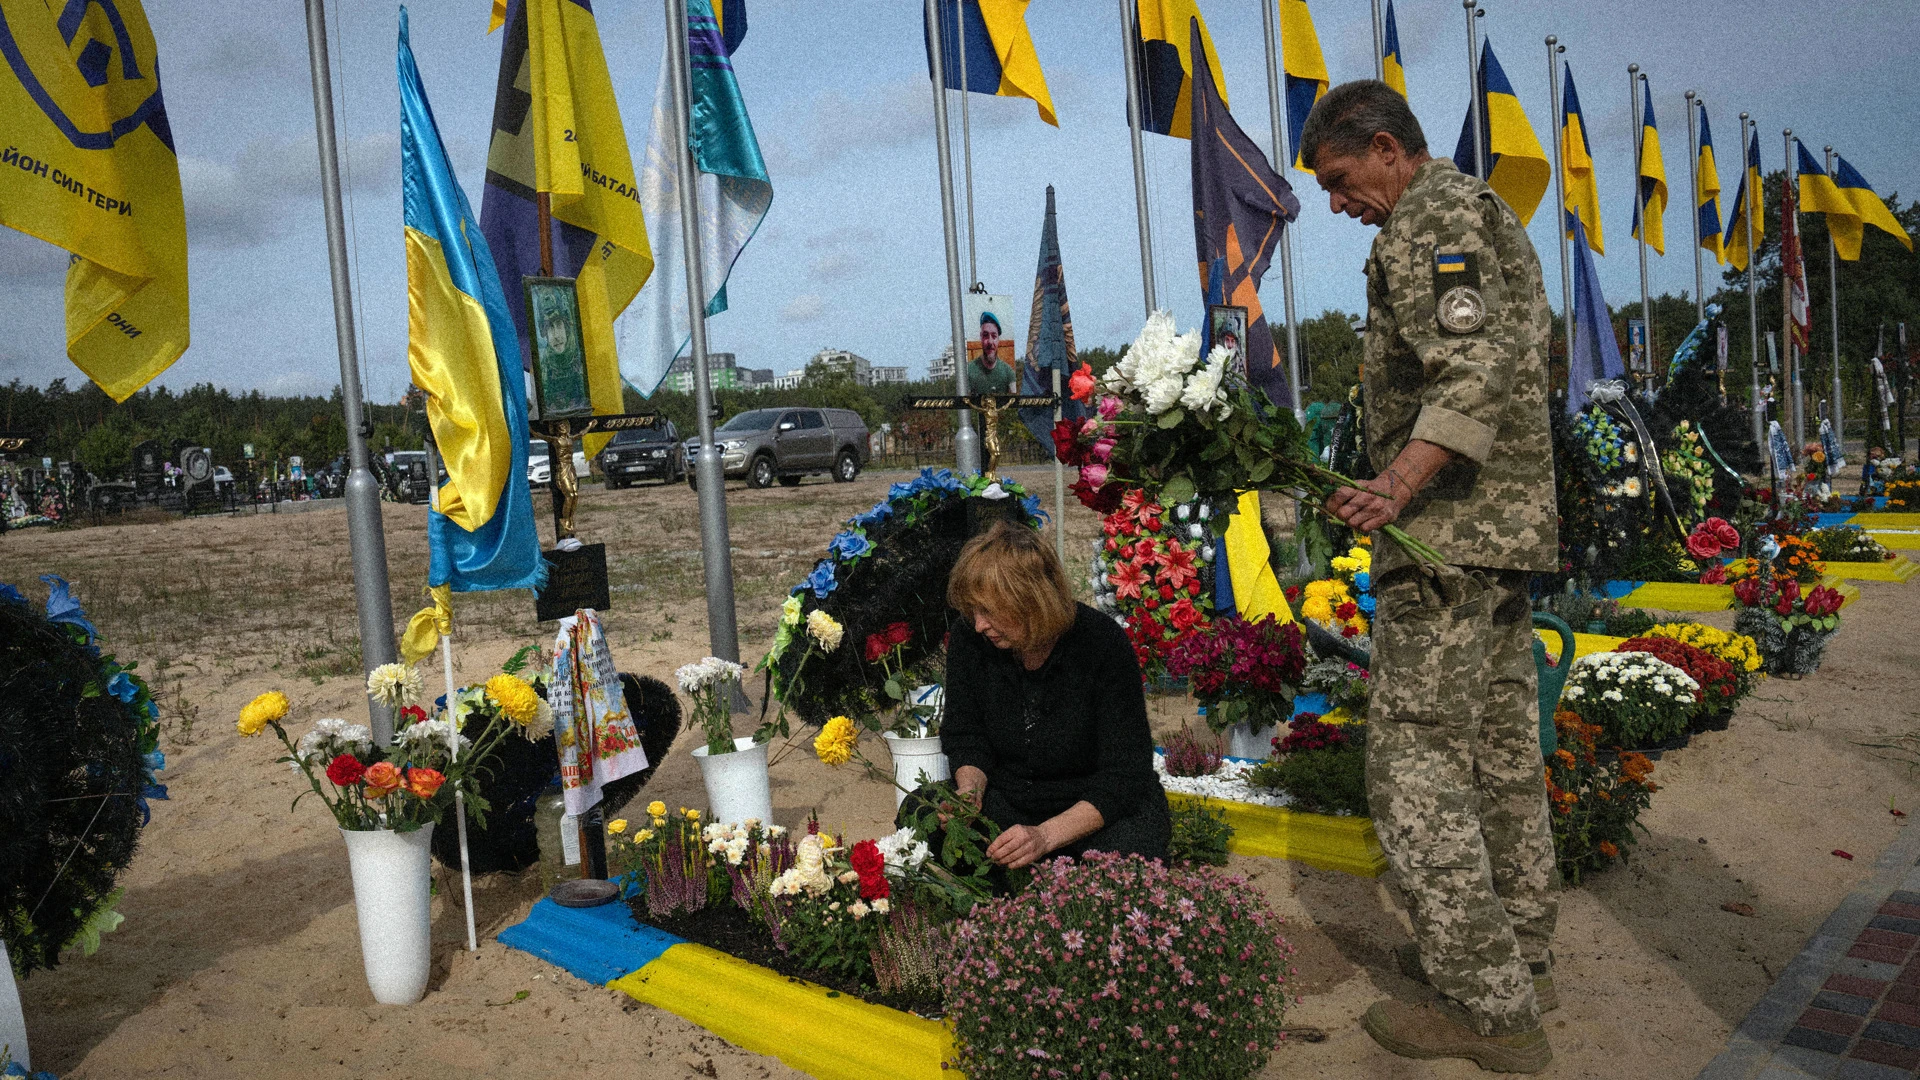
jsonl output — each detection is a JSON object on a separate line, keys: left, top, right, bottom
{"left": 682, "top": 407, "right": 869, "bottom": 489}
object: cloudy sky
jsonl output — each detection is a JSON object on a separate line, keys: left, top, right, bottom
{"left": 4, "top": 1, "right": 1916, "bottom": 402}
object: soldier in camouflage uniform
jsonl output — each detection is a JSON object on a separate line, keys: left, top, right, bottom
{"left": 1298, "top": 81, "right": 1559, "bottom": 1073}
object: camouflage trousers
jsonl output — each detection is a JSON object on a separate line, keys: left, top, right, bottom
{"left": 1366, "top": 563, "right": 1558, "bottom": 1037}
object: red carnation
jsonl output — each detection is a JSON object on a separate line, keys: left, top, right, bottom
{"left": 325, "top": 753, "right": 366, "bottom": 787}
{"left": 849, "top": 839, "right": 890, "bottom": 900}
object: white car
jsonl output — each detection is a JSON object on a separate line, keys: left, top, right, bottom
{"left": 527, "top": 440, "right": 591, "bottom": 487}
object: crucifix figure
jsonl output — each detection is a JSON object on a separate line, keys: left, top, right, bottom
{"left": 905, "top": 393, "right": 1057, "bottom": 474}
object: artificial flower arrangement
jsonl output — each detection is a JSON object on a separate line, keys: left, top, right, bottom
{"left": 760, "top": 468, "right": 1045, "bottom": 739}
{"left": 1559, "top": 651, "right": 1700, "bottom": 750}
{"left": 1544, "top": 709, "right": 1658, "bottom": 885}
{"left": 1730, "top": 574, "right": 1845, "bottom": 677}
{"left": 1086, "top": 489, "right": 1214, "bottom": 682}
{"left": 1245, "top": 711, "right": 1369, "bottom": 816}
{"left": 1054, "top": 310, "right": 1442, "bottom": 567}
{"left": 1164, "top": 615, "right": 1307, "bottom": 738}
{"left": 1613, "top": 636, "right": 1738, "bottom": 728}
{"left": 1662, "top": 421, "right": 1718, "bottom": 525}
{"left": 234, "top": 662, "right": 552, "bottom": 832}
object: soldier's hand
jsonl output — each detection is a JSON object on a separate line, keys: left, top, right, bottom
{"left": 1325, "top": 476, "right": 1407, "bottom": 533}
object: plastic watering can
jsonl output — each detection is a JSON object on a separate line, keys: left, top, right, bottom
{"left": 1531, "top": 613, "right": 1575, "bottom": 755}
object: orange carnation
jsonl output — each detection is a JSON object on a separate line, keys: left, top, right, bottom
{"left": 362, "top": 761, "right": 403, "bottom": 798}
{"left": 1598, "top": 841, "right": 1619, "bottom": 859}
{"left": 402, "top": 767, "right": 446, "bottom": 799}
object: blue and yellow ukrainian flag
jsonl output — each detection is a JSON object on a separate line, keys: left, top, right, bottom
{"left": 1723, "top": 126, "right": 1763, "bottom": 272}
{"left": 1280, "top": 0, "right": 1328, "bottom": 172}
{"left": 1695, "top": 103, "right": 1724, "bottom": 265}
{"left": 1131, "top": 0, "right": 1224, "bottom": 139}
{"left": 1795, "top": 140, "right": 1860, "bottom": 259}
{"left": 0, "top": 0, "right": 187, "bottom": 402}
{"left": 1834, "top": 154, "right": 1913, "bottom": 256}
{"left": 1629, "top": 80, "right": 1666, "bottom": 255}
{"left": 1380, "top": 0, "right": 1406, "bottom": 98}
{"left": 1451, "top": 39, "right": 1549, "bottom": 225}
{"left": 1559, "top": 64, "right": 1602, "bottom": 254}
{"left": 925, "top": 0, "right": 1056, "bottom": 126}
{"left": 400, "top": 9, "right": 543, "bottom": 594}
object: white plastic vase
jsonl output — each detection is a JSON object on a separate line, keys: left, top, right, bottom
{"left": 692, "top": 737, "right": 773, "bottom": 825}
{"left": 340, "top": 824, "right": 435, "bottom": 1006}
{"left": 1225, "top": 721, "right": 1278, "bottom": 761}
{"left": 882, "top": 731, "right": 950, "bottom": 807}
{"left": 0, "top": 939, "right": 27, "bottom": 1071}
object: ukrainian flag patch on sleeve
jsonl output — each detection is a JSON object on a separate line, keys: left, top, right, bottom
{"left": 1436, "top": 252, "right": 1468, "bottom": 273}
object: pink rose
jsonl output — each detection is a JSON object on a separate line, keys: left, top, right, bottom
{"left": 1098, "top": 395, "right": 1123, "bottom": 420}
{"left": 1090, "top": 437, "right": 1116, "bottom": 464}
{"left": 1080, "top": 463, "right": 1110, "bottom": 490}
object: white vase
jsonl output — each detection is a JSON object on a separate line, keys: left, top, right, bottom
{"left": 882, "top": 731, "right": 950, "bottom": 807}
{"left": 0, "top": 939, "right": 27, "bottom": 1072}
{"left": 1225, "top": 721, "right": 1278, "bottom": 761}
{"left": 340, "top": 824, "right": 435, "bottom": 1006}
{"left": 691, "top": 737, "right": 773, "bottom": 825}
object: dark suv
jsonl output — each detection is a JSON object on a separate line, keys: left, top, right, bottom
{"left": 596, "top": 421, "right": 684, "bottom": 488}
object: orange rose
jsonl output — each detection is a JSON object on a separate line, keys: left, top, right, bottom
{"left": 402, "top": 767, "right": 446, "bottom": 799}
{"left": 362, "top": 761, "right": 403, "bottom": 798}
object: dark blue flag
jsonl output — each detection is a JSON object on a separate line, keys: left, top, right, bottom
{"left": 1188, "top": 18, "right": 1299, "bottom": 409}
{"left": 1020, "top": 185, "right": 1085, "bottom": 444}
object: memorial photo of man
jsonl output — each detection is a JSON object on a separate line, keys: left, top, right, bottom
{"left": 1298, "top": 80, "right": 1560, "bottom": 1073}
{"left": 968, "top": 310, "right": 1016, "bottom": 394}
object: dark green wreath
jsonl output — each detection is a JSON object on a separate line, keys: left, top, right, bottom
{"left": 1, "top": 579, "right": 159, "bottom": 976}
{"left": 758, "top": 470, "right": 1044, "bottom": 733}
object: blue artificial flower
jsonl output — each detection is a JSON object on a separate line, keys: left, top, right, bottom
{"left": 850, "top": 500, "right": 893, "bottom": 530}
{"left": 889, "top": 480, "right": 917, "bottom": 502}
{"left": 1357, "top": 593, "right": 1377, "bottom": 615}
{"left": 107, "top": 671, "right": 138, "bottom": 704}
{"left": 144, "top": 750, "right": 166, "bottom": 773}
{"left": 803, "top": 559, "right": 839, "bottom": 600}
{"left": 1353, "top": 571, "right": 1371, "bottom": 593}
{"left": 1021, "top": 493, "right": 1049, "bottom": 524}
{"left": 828, "top": 530, "right": 872, "bottom": 561}
{"left": 0, "top": 583, "right": 24, "bottom": 606}
{"left": 41, "top": 574, "right": 98, "bottom": 642}
{"left": 921, "top": 467, "right": 963, "bottom": 494}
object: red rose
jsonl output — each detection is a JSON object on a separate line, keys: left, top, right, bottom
{"left": 1186, "top": 579, "right": 1201, "bottom": 595}
{"left": 1144, "top": 517, "right": 1161, "bottom": 533}
{"left": 325, "top": 753, "right": 366, "bottom": 787}
{"left": 1068, "top": 361, "right": 1096, "bottom": 404}
{"left": 400, "top": 705, "right": 428, "bottom": 725}
{"left": 884, "top": 621, "right": 912, "bottom": 646}
{"left": 1143, "top": 596, "right": 1159, "bottom": 610}
{"left": 864, "top": 633, "right": 891, "bottom": 662}
{"left": 1168, "top": 598, "right": 1201, "bottom": 631}
{"left": 1698, "top": 564, "right": 1728, "bottom": 585}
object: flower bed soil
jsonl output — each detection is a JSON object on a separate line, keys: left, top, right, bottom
{"left": 630, "top": 897, "right": 944, "bottom": 1018}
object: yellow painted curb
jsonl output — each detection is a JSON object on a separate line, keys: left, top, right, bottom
{"left": 1532, "top": 630, "right": 1626, "bottom": 659}
{"left": 1618, "top": 581, "right": 1735, "bottom": 612}
{"left": 1822, "top": 557, "right": 1920, "bottom": 583}
{"left": 1166, "top": 791, "right": 1387, "bottom": 877}
{"left": 1818, "top": 574, "right": 1863, "bottom": 607}
{"left": 1848, "top": 513, "right": 1920, "bottom": 528}
{"left": 608, "top": 942, "right": 954, "bottom": 1080}
{"left": 1868, "top": 531, "right": 1920, "bottom": 552}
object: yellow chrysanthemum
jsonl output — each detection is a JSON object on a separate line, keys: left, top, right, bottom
{"left": 485, "top": 673, "right": 540, "bottom": 726}
{"left": 236, "top": 691, "right": 289, "bottom": 737}
{"left": 647, "top": 800, "right": 667, "bottom": 818}
{"left": 1303, "top": 580, "right": 1339, "bottom": 600}
{"left": 1301, "top": 598, "right": 1334, "bottom": 624}
{"left": 607, "top": 819, "right": 628, "bottom": 835}
{"left": 1321, "top": 707, "right": 1356, "bottom": 725}
{"left": 814, "top": 715, "right": 858, "bottom": 767}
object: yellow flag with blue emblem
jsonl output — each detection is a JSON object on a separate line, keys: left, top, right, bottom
{"left": 0, "top": 0, "right": 187, "bottom": 402}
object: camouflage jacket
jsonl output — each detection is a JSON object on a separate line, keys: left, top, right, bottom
{"left": 1361, "top": 158, "right": 1558, "bottom": 575}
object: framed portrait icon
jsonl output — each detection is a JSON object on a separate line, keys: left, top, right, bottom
{"left": 1208, "top": 304, "right": 1248, "bottom": 379}
{"left": 522, "top": 276, "right": 593, "bottom": 419}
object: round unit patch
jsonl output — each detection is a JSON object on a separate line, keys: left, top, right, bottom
{"left": 1437, "top": 286, "right": 1487, "bottom": 334}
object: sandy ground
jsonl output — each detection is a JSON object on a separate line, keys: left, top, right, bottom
{"left": 4, "top": 468, "right": 1919, "bottom": 1080}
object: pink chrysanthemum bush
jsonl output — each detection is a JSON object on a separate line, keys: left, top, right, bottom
{"left": 944, "top": 853, "right": 1293, "bottom": 1079}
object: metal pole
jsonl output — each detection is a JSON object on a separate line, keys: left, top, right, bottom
{"left": 927, "top": 0, "right": 980, "bottom": 472}
{"left": 1685, "top": 91, "right": 1704, "bottom": 322}
{"left": 421, "top": 440, "right": 478, "bottom": 951}
{"left": 1464, "top": 1, "right": 1485, "bottom": 180}
{"left": 1052, "top": 365, "right": 1066, "bottom": 565}
{"left": 1261, "top": 0, "right": 1305, "bottom": 420}
{"left": 1546, "top": 38, "right": 1572, "bottom": 365}
{"left": 1117, "top": 0, "right": 1157, "bottom": 314}
{"left": 1744, "top": 113, "right": 1763, "bottom": 452}
{"left": 1785, "top": 128, "right": 1804, "bottom": 450}
{"left": 1629, "top": 66, "right": 1651, "bottom": 376}
{"left": 667, "top": 0, "right": 743, "bottom": 673}
{"left": 955, "top": 0, "right": 979, "bottom": 289}
{"left": 1371, "top": 0, "right": 1386, "bottom": 81}
{"left": 303, "top": 0, "right": 396, "bottom": 746}
{"left": 1826, "top": 145, "right": 1844, "bottom": 443}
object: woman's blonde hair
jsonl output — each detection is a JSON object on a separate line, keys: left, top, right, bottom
{"left": 947, "top": 520, "right": 1076, "bottom": 647}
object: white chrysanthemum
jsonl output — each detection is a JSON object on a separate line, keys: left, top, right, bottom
{"left": 875, "top": 826, "right": 931, "bottom": 875}
{"left": 295, "top": 717, "right": 373, "bottom": 765}
{"left": 677, "top": 656, "right": 746, "bottom": 695}
{"left": 1108, "top": 310, "right": 1205, "bottom": 415}
{"left": 1179, "top": 344, "right": 1232, "bottom": 416}
{"left": 1602, "top": 689, "right": 1623, "bottom": 702}
{"left": 521, "top": 696, "right": 555, "bottom": 742}
{"left": 366, "top": 663, "right": 424, "bottom": 709}
{"left": 805, "top": 609, "right": 844, "bottom": 652}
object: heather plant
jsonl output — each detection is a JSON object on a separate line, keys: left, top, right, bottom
{"left": 869, "top": 898, "right": 952, "bottom": 999}
{"left": 945, "top": 853, "right": 1292, "bottom": 1080}
{"left": 1162, "top": 725, "right": 1223, "bottom": 778}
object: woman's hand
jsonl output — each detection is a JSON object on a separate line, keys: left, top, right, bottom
{"left": 985, "top": 823, "right": 1053, "bottom": 869}
{"left": 940, "top": 766, "right": 987, "bottom": 824}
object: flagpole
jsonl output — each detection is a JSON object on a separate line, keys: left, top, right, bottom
{"left": 667, "top": 0, "right": 746, "bottom": 674}
{"left": 927, "top": 0, "right": 980, "bottom": 472}
{"left": 1117, "top": 0, "right": 1157, "bottom": 314}
{"left": 1260, "top": 0, "right": 1305, "bottom": 421}
{"left": 1685, "top": 91, "right": 1704, "bottom": 323}
{"left": 1371, "top": 0, "right": 1386, "bottom": 81}
{"left": 1743, "top": 113, "right": 1764, "bottom": 452}
{"left": 422, "top": 442, "right": 478, "bottom": 951}
{"left": 954, "top": 1, "right": 980, "bottom": 289}
{"left": 1052, "top": 365, "right": 1066, "bottom": 564}
{"left": 1826, "top": 145, "right": 1844, "bottom": 444}
{"left": 303, "top": 0, "right": 398, "bottom": 748}
{"left": 1464, "top": 1, "right": 1485, "bottom": 180}
{"left": 1545, "top": 37, "right": 1572, "bottom": 370}
{"left": 1785, "top": 127, "right": 1804, "bottom": 450}
{"left": 1628, "top": 65, "right": 1651, "bottom": 377}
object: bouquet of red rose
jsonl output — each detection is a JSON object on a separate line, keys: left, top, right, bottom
{"left": 1684, "top": 517, "right": 1741, "bottom": 562}
{"left": 1166, "top": 615, "right": 1307, "bottom": 737}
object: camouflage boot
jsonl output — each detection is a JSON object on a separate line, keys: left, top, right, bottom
{"left": 1362, "top": 999, "right": 1552, "bottom": 1073}
{"left": 1395, "top": 944, "right": 1559, "bottom": 1012}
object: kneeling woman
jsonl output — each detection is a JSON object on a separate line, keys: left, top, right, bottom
{"left": 927, "top": 520, "right": 1169, "bottom": 869}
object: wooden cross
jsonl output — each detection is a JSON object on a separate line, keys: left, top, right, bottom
{"left": 904, "top": 393, "right": 1058, "bottom": 473}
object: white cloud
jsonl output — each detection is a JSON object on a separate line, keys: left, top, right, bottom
{"left": 177, "top": 130, "right": 400, "bottom": 250}
{"left": 809, "top": 250, "right": 861, "bottom": 280}
{"left": 780, "top": 294, "right": 827, "bottom": 323}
